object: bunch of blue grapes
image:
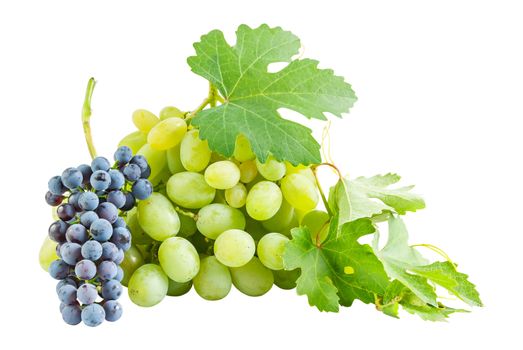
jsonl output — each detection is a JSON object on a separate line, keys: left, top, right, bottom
{"left": 45, "top": 146, "right": 153, "bottom": 326}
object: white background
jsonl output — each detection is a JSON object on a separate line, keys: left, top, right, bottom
{"left": 1, "top": 0, "right": 521, "bottom": 348}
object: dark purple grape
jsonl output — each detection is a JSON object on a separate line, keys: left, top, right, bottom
{"left": 57, "top": 204, "right": 76, "bottom": 221}
{"left": 45, "top": 191, "right": 64, "bottom": 206}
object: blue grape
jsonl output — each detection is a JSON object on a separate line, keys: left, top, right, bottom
{"left": 111, "top": 227, "right": 131, "bottom": 251}
{"left": 75, "top": 259, "right": 97, "bottom": 280}
{"left": 103, "top": 300, "right": 123, "bottom": 322}
{"left": 114, "top": 249, "right": 125, "bottom": 264}
{"left": 123, "top": 164, "right": 141, "bottom": 181}
{"left": 77, "top": 164, "right": 93, "bottom": 186}
{"left": 56, "top": 278, "right": 77, "bottom": 294}
{"left": 90, "top": 170, "right": 111, "bottom": 191}
{"left": 98, "top": 261, "right": 117, "bottom": 280}
{"left": 91, "top": 157, "right": 111, "bottom": 172}
{"left": 60, "top": 242, "right": 82, "bottom": 265}
{"left": 107, "top": 190, "right": 126, "bottom": 209}
{"left": 130, "top": 155, "right": 149, "bottom": 173}
{"left": 77, "top": 283, "right": 98, "bottom": 305}
{"left": 81, "top": 240, "right": 103, "bottom": 261}
{"left": 68, "top": 192, "right": 82, "bottom": 211}
{"left": 102, "top": 280, "right": 123, "bottom": 300}
{"left": 112, "top": 217, "right": 126, "bottom": 228}
{"left": 49, "top": 220, "right": 68, "bottom": 243}
{"left": 57, "top": 284, "right": 77, "bottom": 304}
{"left": 120, "top": 192, "right": 135, "bottom": 211}
{"left": 140, "top": 165, "right": 151, "bottom": 179}
{"left": 66, "top": 224, "right": 88, "bottom": 244}
{"left": 114, "top": 146, "right": 133, "bottom": 164}
{"left": 101, "top": 242, "right": 119, "bottom": 261}
{"left": 90, "top": 219, "right": 113, "bottom": 242}
{"left": 61, "top": 168, "right": 83, "bottom": 189}
{"left": 49, "top": 259, "right": 71, "bottom": 280}
{"left": 81, "top": 304, "right": 105, "bottom": 327}
{"left": 62, "top": 304, "right": 82, "bottom": 325}
{"left": 132, "top": 179, "right": 152, "bottom": 200}
{"left": 78, "top": 192, "right": 99, "bottom": 211}
{"left": 80, "top": 211, "right": 99, "bottom": 228}
{"left": 45, "top": 191, "right": 63, "bottom": 206}
{"left": 97, "top": 202, "right": 119, "bottom": 223}
{"left": 108, "top": 169, "right": 125, "bottom": 190}
{"left": 57, "top": 204, "right": 76, "bottom": 221}
{"left": 115, "top": 266, "right": 124, "bottom": 282}
{"left": 48, "top": 176, "right": 66, "bottom": 195}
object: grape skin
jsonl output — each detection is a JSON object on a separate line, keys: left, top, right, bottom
{"left": 196, "top": 203, "right": 246, "bottom": 240}
{"left": 230, "top": 257, "right": 274, "bottom": 297}
{"left": 193, "top": 256, "right": 232, "bottom": 300}
{"left": 214, "top": 229, "right": 255, "bottom": 268}
{"left": 246, "top": 181, "right": 283, "bottom": 221}
{"left": 158, "top": 237, "right": 200, "bottom": 283}
{"left": 128, "top": 264, "right": 169, "bottom": 307}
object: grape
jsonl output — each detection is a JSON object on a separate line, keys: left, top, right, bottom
{"left": 301, "top": 210, "right": 330, "bottom": 243}
{"left": 257, "top": 233, "right": 289, "bottom": 270}
{"left": 261, "top": 199, "right": 294, "bottom": 232}
{"left": 107, "top": 190, "right": 126, "bottom": 208}
{"left": 61, "top": 304, "right": 82, "bottom": 325}
{"left": 75, "top": 259, "right": 97, "bottom": 280}
{"left": 39, "top": 236, "right": 59, "bottom": 271}
{"left": 239, "top": 160, "right": 258, "bottom": 183}
{"left": 180, "top": 129, "right": 211, "bottom": 172}
{"left": 49, "top": 259, "right": 70, "bottom": 279}
{"left": 66, "top": 224, "right": 88, "bottom": 244}
{"left": 166, "top": 144, "right": 184, "bottom": 174}
{"left": 167, "top": 279, "right": 192, "bottom": 297}
{"left": 177, "top": 213, "right": 198, "bottom": 238}
{"left": 61, "top": 168, "right": 83, "bottom": 189}
{"left": 68, "top": 192, "right": 82, "bottom": 211}
{"left": 110, "top": 227, "right": 131, "bottom": 251}
{"left": 233, "top": 134, "right": 255, "bottom": 162}
{"left": 280, "top": 213, "right": 299, "bottom": 238}
{"left": 115, "top": 266, "right": 124, "bottom": 282}
{"left": 114, "top": 145, "right": 133, "bottom": 164}
{"left": 224, "top": 183, "right": 247, "bottom": 208}
{"left": 230, "top": 257, "right": 274, "bottom": 296}
{"left": 113, "top": 217, "right": 126, "bottom": 228}
{"left": 96, "top": 202, "right": 119, "bottom": 224}
{"left": 193, "top": 256, "right": 232, "bottom": 300}
{"left": 256, "top": 156, "right": 286, "bottom": 181}
{"left": 284, "top": 162, "right": 315, "bottom": 184}
{"left": 132, "top": 109, "right": 159, "bottom": 133}
{"left": 102, "top": 280, "right": 123, "bottom": 300}
{"left": 90, "top": 219, "right": 113, "bottom": 242}
{"left": 196, "top": 203, "right": 246, "bottom": 240}
{"left": 57, "top": 204, "right": 76, "bottom": 221}
{"left": 81, "top": 240, "right": 103, "bottom": 260}
{"left": 281, "top": 173, "right": 318, "bottom": 212}
{"left": 123, "top": 163, "right": 141, "bottom": 181}
{"left": 125, "top": 208, "right": 153, "bottom": 245}
{"left": 213, "top": 190, "right": 227, "bottom": 205}
{"left": 120, "top": 245, "right": 144, "bottom": 286}
{"left": 214, "top": 229, "right": 255, "bottom": 267}
{"left": 90, "top": 170, "right": 111, "bottom": 191}
{"left": 98, "top": 261, "right": 118, "bottom": 280}
{"left": 159, "top": 106, "right": 185, "bottom": 120}
{"left": 60, "top": 242, "right": 83, "bottom": 265}
{"left": 57, "top": 284, "right": 77, "bottom": 305}
{"left": 77, "top": 283, "right": 98, "bottom": 305}
{"left": 108, "top": 169, "right": 126, "bottom": 190}
{"left": 101, "top": 242, "right": 119, "bottom": 261}
{"left": 137, "top": 192, "right": 180, "bottom": 241}
{"left": 77, "top": 164, "right": 93, "bottom": 186}
{"left": 118, "top": 130, "right": 147, "bottom": 154}
{"left": 158, "top": 237, "right": 200, "bottom": 283}
{"left": 128, "top": 264, "right": 168, "bottom": 307}
{"left": 245, "top": 181, "right": 282, "bottom": 221}
{"left": 103, "top": 300, "right": 123, "bottom": 322}
{"left": 137, "top": 144, "right": 166, "bottom": 181}
{"left": 131, "top": 179, "right": 153, "bottom": 200}
{"left": 115, "top": 248, "right": 125, "bottom": 264}
{"left": 91, "top": 157, "right": 110, "bottom": 172}
{"left": 48, "top": 220, "right": 68, "bottom": 243}
{"left": 204, "top": 161, "right": 241, "bottom": 189}
{"left": 45, "top": 191, "right": 63, "bottom": 206}
{"left": 166, "top": 172, "right": 215, "bottom": 209}
{"left": 273, "top": 269, "right": 300, "bottom": 290}
{"left": 121, "top": 192, "right": 136, "bottom": 211}
{"left": 48, "top": 176, "right": 66, "bottom": 195}
{"left": 81, "top": 304, "right": 105, "bottom": 327}
{"left": 147, "top": 117, "right": 187, "bottom": 150}
{"left": 56, "top": 278, "right": 77, "bottom": 294}
{"left": 78, "top": 191, "right": 99, "bottom": 211}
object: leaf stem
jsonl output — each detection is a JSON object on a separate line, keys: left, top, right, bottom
{"left": 82, "top": 77, "right": 97, "bottom": 160}
{"left": 312, "top": 166, "right": 333, "bottom": 217}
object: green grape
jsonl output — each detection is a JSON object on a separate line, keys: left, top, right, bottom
{"left": 39, "top": 236, "right": 58, "bottom": 272}
{"left": 166, "top": 172, "right": 216, "bottom": 209}
{"left": 180, "top": 129, "right": 211, "bottom": 172}
{"left": 138, "top": 192, "right": 180, "bottom": 241}
{"left": 167, "top": 279, "right": 192, "bottom": 296}
{"left": 137, "top": 143, "right": 166, "bottom": 181}
{"left": 244, "top": 218, "right": 268, "bottom": 241}
{"left": 132, "top": 109, "right": 159, "bottom": 133}
{"left": 147, "top": 117, "right": 187, "bottom": 151}
{"left": 233, "top": 134, "right": 255, "bottom": 162}
{"left": 128, "top": 264, "right": 168, "bottom": 307}
{"left": 225, "top": 183, "right": 247, "bottom": 208}
{"left": 158, "top": 237, "right": 200, "bottom": 283}
{"left": 125, "top": 207, "right": 153, "bottom": 245}
{"left": 120, "top": 245, "right": 144, "bottom": 286}
{"left": 239, "top": 160, "right": 258, "bottom": 183}
{"left": 214, "top": 229, "right": 255, "bottom": 267}
{"left": 285, "top": 162, "right": 316, "bottom": 184}
{"left": 230, "top": 257, "right": 274, "bottom": 296}
{"left": 196, "top": 203, "right": 246, "bottom": 240}
{"left": 261, "top": 199, "right": 294, "bottom": 232}
{"left": 257, "top": 233, "right": 289, "bottom": 270}
{"left": 281, "top": 173, "right": 319, "bottom": 212}
{"left": 246, "top": 181, "right": 282, "bottom": 221}
{"left": 188, "top": 231, "right": 213, "bottom": 255}
{"left": 204, "top": 160, "right": 241, "bottom": 189}
{"left": 160, "top": 106, "right": 185, "bottom": 120}
{"left": 193, "top": 256, "right": 232, "bottom": 300}
{"left": 301, "top": 210, "right": 330, "bottom": 243}
{"left": 118, "top": 130, "right": 148, "bottom": 154}
{"left": 213, "top": 190, "right": 227, "bottom": 204}
{"left": 244, "top": 173, "right": 265, "bottom": 191}
{"left": 256, "top": 155, "right": 286, "bottom": 181}
{"left": 150, "top": 166, "right": 172, "bottom": 187}
{"left": 273, "top": 268, "right": 300, "bottom": 290}
{"left": 166, "top": 144, "right": 184, "bottom": 175}
{"left": 136, "top": 244, "right": 153, "bottom": 262}
{"left": 280, "top": 212, "right": 299, "bottom": 238}
{"left": 178, "top": 213, "right": 198, "bottom": 237}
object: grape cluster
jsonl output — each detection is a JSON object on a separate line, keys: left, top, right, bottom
{"left": 45, "top": 147, "right": 153, "bottom": 326}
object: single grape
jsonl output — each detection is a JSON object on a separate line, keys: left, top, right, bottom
{"left": 214, "top": 229, "right": 255, "bottom": 267}
{"left": 61, "top": 304, "right": 82, "bottom": 325}
{"left": 193, "top": 256, "right": 232, "bottom": 301}
{"left": 128, "top": 264, "right": 169, "bottom": 307}
{"left": 60, "top": 242, "right": 83, "bottom": 265}
{"left": 137, "top": 144, "right": 166, "bottom": 181}
{"left": 273, "top": 268, "right": 300, "bottom": 290}
{"left": 132, "top": 109, "right": 159, "bottom": 133}
{"left": 239, "top": 160, "right": 258, "bottom": 183}
{"left": 166, "top": 172, "right": 215, "bottom": 209}
{"left": 233, "top": 134, "right": 255, "bottom": 162}
{"left": 110, "top": 227, "right": 131, "bottom": 251}
{"left": 148, "top": 117, "right": 187, "bottom": 150}
{"left": 261, "top": 199, "right": 294, "bottom": 232}
{"left": 90, "top": 219, "right": 113, "bottom": 242}
{"left": 137, "top": 192, "right": 180, "bottom": 241}
{"left": 158, "top": 237, "right": 200, "bottom": 283}
{"left": 103, "top": 300, "right": 123, "bottom": 322}
{"left": 102, "top": 279, "right": 123, "bottom": 300}
{"left": 257, "top": 233, "right": 289, "bottom": 270}
{"left": 123, "top": 163, "right": 141, "bottom": 181}
{"left": 230, "top": 257, "right": 274, "bottom": 296}
{"left": 66, "top": 224, "right": 89, "bottom": 244}
{"left": 132, "top": 179, "right": 153, "bottom": 200}
{"left": 75, "top": 259, "right": 97, "bottom": 280}
{"left": 120, "top": 245, "right": 144, "bottom": 286}
{"left": 167, "top": 279, "right": 192, "bottom": 297}
{"left": 49, "top": 259, "right": 70, "bottom": 279}
{"left": 255, "top": 156, "right": 286, "bottom": 181}
{"left": 108, "top": 169, "right": 126, "bottom": 190}
{"left": 61, "top": 168, "right": 83, "bottom": 189}
{"left": 281, "top": 173, "right": 319, "bottom": 212}
{"left": 81, "top": 304, "right": 105, "bottom": 327}
{"left": 78, "top": 191, "right": 99, "bottom": 211}
{"left": 284, "top": 162, "right": 316, "bottom": 183}
{"left": 120, "top": 192, "right": 136, "bottom": 211}
{"left": 177, "top": 213, "right": 198, "bottom": 238}
{"left": 115, "top": 266, "right": 124, "bottom": 282}
{"left": 77, "top": 164, "right": 93, "bottom": 186}
{"left": 159, "top": 106, "right": 185, "bottom": 120}
{"left": 166, "top": 144, "right": 184, "bottom": 174}
{"left": 113, "top": 217, "right": 126, "bottom": 228}
{"left": 57, "top": 284, "right": 77, "bottom": 304}
{"left": 300, "top": 210, "right": 330, "bottom": 243}
{"left": 98, "top": 260, "right": 118, "bottom": 280}
{"left": 204, "top": 160, "right": 241, "bottom": 189}
{"left": 45, "top": 191, "right": 63, "bottom": 206}
{"left": 97, "top": 202, "right": 119, "bottom": 223}
{"left": 48, "top": 220, "right": 68, "bottom": 242}
{"left": 77, "top": 283, "right": 98, "bottom": 305}
{"left": 196, "top": 203, "right": 246, "bottom": 240}
{"left": 55, "top": 278, "right": 77, "bottom": 294}
{"left": 114, "top": 145, "right": 133, "bottom": 164}
{"left": 118, "top": 130, "right": 147, "bottom": 154}
{"left": 106, "top": 190, "right": 126, "bottom": 209}
{"left": 114, "top": 249, "right": 125, "bottom": 264}
{"left": 90, "top": 170, "right": 111, "bottom": 191}
{"left": 68, "top": 192, "right": 82, "bottom": 211}
{"left": 80, "top": 211, "right": 99, "bottom": 228}
{"left": 101, "top": 242, "right": 119, "bottom": 261}
{"left": 91, "top": 157, "right": 111, "bottom": 172}
{"left": 39, "top": 236, "right": 59, "bottom": 271}
{"left": 125, "top": 208, "right": 153, "bottom": 245}
{"left": 180, "top": 129, "right": 211, "bottom": 172}
{"left": 56, "top": 203, "right": 76, "bottom": 221}
{"left": 81, "top": 240, "right": 103, "bottom": 261}
{"left": 224, "top": 183, "right": 247, "bottom": 208}
{"left": 245, "top": 181, "right": 282, "bottom": 221}
{"left": 48, "top": 175, "right": 66, "bottom": 195}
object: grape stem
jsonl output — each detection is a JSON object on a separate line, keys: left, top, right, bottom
{"left": 311, "top": 162, "right": 343, "bottom": 217}
{"left": 411, "top": 244, "right": 457, "bottom": 268}
{"left": 82, "top": 77, "right": 97, "bottom": 160}
{"left": 186, "top": 83, "right": 221, "bottom": 120}
{"left": 174, "top": 206, "right": 197, "bottom": 220}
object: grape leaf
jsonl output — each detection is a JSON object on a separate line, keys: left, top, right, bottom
{"left": 187, "top": 24, "right": 357, "bottom": 165}
{"left": 283, "top": 219, "right": 390, "bottom": 312}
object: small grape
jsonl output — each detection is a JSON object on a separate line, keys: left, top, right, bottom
{"left": 98, "top": 260, "right": 118, "bottom": 280}
{"left": 48, "top": 220, "right": 68, "bottom": 243}
{"left": 90, "top": 219, "right": 113, "bottom": 242}
{"left": 214, "top": 229, "right": 255, "bottom": 267}
{"left": 49, "top": 259, "right": 71, "bottom": 280}
{"left": 56, "top": 203, "right": 76, "bottom": 221}
{"left": 90, "top": 170, "right": 111, "bottom": 191}
{"left": 102, "top": 279, "right": 123, "bottom": 300}
{"left": 60, "top": 242, "right": 83, "bottom": 265}
{"left": 77, "top": 283, "right": 98, "bottom": 305}
{"left": 103, "top": 300, "right": 123, "bottom": 322}
{"left": 132, "top": 109, "right": 159, "bottom": 133}
{"left": 48, "top": 176, "right": 66, "bottom": 195}
{"left": 255, "top": 156, "right": 286, "bottom": 181}
{"left": 61, "top": 168, "right": 83, "bottom": 189}
{"left": 75, "top": 259, "right": 97, "bottom": 280}
{"left": 108, "top": 169, "right": 126, "bottom": 190}
{"left": 57, "top": 284, "right": 77, "bottom": 305}
{"left": 45, "top": 191, "right": 63, "bottom": 206}
{"left": 81, "top": 240, "right": 103, "bottom": 261}
{"left": 81, "top": 304, "right": 105, "bottom": 327}
{"left": 131, "top": 179, "right": 153, "bottom": 200}
{"left": 78, "top": 192, "right": 99, "bottom": 211}
{"left": 66, "top": 224, "right": 89, "bottom": 244}
{"left": 114, "top": 146, "right": 133, "bottom": 164}
{"left": 61, "top": 304, "right": 82, "bottom": 325}
{"left": 79, "top": 211, "right": 99, "bottom": 228}
{"left": 91, "top": 157, "right": 111, "bottom": 172}
{"left": 107, "top": 190, "right": 126, "bottom": 208}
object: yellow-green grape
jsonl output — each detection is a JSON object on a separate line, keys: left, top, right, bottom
{"left": 137, "top": 143, "right": 166, "bottom": 181}
{"left": 125, "top": 208, "right": 153, "bottom": 245}
{"left": 167, "top": 279, "right": 192, "bottom": 296}
{"left": 118, "top": 131, "right": 148, "bottom": 154}
{"left": 281, "top": 173, "right": 319, "bottom": 212}
{"left": 160, "top": 106, "right": 185, "bottom": 120}
{"left": 230, "top": 257, "right": 274, "bottom": 296}
{"left": 301, "top": 210, "right": 330, "bottom": 243}
{"left": 150, "top": 166, "right": 172, "bottom": 188}
{"left": 137, "top": 192, "right": 180, "bottom": 241}
{"left": 180, "top": 129, "right": 211, "bottom": 172}
{"left": 196, "top": 203, "right": 246, "bottom": 240}
{"left": 245, "top": 218, "right": 268, "bottom": 242}
{"left": 285, "top": 162, "right": 316, "bottom": 184}
{"left": 166, "top": 172, "right": 215, "bottom": 209}
{"left": 166, "top": 144, "right": 184, "bottom": 175}
{"left": 204, "top": 160, "right": 241, "bottom": 189}
{"left": 281, "top": 213, "right": 299, "bottom": 238}
{"left": 273, "top": 268, "right": 300, "bottom": 290}
{"left": 233, "top": 134, "right": 255, "bottom": 162}
{"left": 136, "top": 244, "right": 153, "bottom": 262}
{"left": 246, "top": 181, "right": 282, "bottom": 221}
{"left": 257, "top": 233, "right": 289, "bottom": 270}
{"left": 193, "top": 256, "right": 232, "bottom": 300}
{"left": 225, "top": 183, "right": 247, "bottom": 208}
{"left": 147, "top": 118, "right": 187, "bottom": 151}
{"left": 255, "top": 155, "right": 286, "bottom": 181}
{"left": 245, "top": 173, "right": 265, "bottom": 191}
{"left": 239, "top": 160, "right": 258, "bottom": 183}
{"left": 177, "top": 213, "right": 198, "bottom": 238}
{"left": 262, "top": 199, "right": 294, "bottom": 232}
{"left": 213, "top": 190, "right": 227, "bottom": 204}
{"left": 158, "top": 237, "right": 200, "bottom": 283}
{"left": 39, "top": 236, "right": 58, "bottom": 271}
{"left": 120, "top": 245, "right": 144, "bottom": 286}
{"left": 128, "top": 264, "right": 168, "bottom": 307}
{"left": 214, "top": 229, "right": 255, "bottom": 267}
{"left": 132, "top": 109, "right": 159, "bottom": 133}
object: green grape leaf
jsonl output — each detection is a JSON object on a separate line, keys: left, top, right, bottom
{"left": 187, "top": 24, "right": 357, "bottom": 165}
{"left": 283, "top": 219, "right": 390, "bottom": 312}
{"left": 329, "top": 173, "right": 425, "bottom": 228}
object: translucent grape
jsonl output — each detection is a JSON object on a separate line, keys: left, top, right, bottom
{"left": 281, "top": 173, "right": 319, "bottom": 212}
{"left": 137, "top": 144, "right": 166, "bottom": 181}
{"left": 301, "top": 210, "right": 330, "bottom": 244}
{"left": 224, "top": 183, "right": 247, "bottom": 208}
{"left": 158, "top": 237, "right": 200, "bottom": 283}
{"left": 262, "top": 199, "right": 294, "bottom": 232}
{"left": 159, "top": 106, "right": 185, "bottom": 120}
{"left": 204, "top": 160, "right": 241, "bottom": 189}
{"left": 246, "top": 181, "right": 282, "bottom": 221}
{"left": 166, "top": 172, "right": 215, "bottom": 209}
{"left": 284, "top": 162, "right": 316, "bottom": 184}
{"left": 230, "top": 257, "right": 274, "bottom": 296}
{"left": 124, "top": 207, "right": 153, "bottom": 245}
{"left": 137, "top": 193, "right": 180, "bottom": 241}
{"left": 196, "top": 203, "right": 246, "bottom": 240}
{"left": 233, "top": 134, "right": 255, "bottom": 162}
{"left": 214, "top": 229, "right": 255, "bottom": 267}
{"left": 167, "top": 279, "right": 192, "bottom": 297}
{"left": 128, "top": 264, "right": 169, "bottom": 307}
{"left": 256, "top": 156, "right": 286, "bottom": 181}
{"left": 132, "top": 109, "right": 159, "bottom": 133}
{"left": 239, "top": 160, "right": 258, "bottom": 183}
{"left": 166, "top": 144, "right": 184, "bottom": 174}
{"left": 147, "top": 117, "right": 187, "bottom": 151}
{"left": 193, "top": 256, "right": 232, "bottom": 300}
{"left": 120, "top": 245, "right": 144, "bottom": 286}
{"left": 273, "top": 268, "right": 300, "bottom": 290}
{"left": 39, "top": 236, "right": 58, "bottom": 271}
{"left": 257, "top": 233, "right": 289, "bottom": 270}
{"left": 180, "top": 129, "right": 211, "bottom": 172}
